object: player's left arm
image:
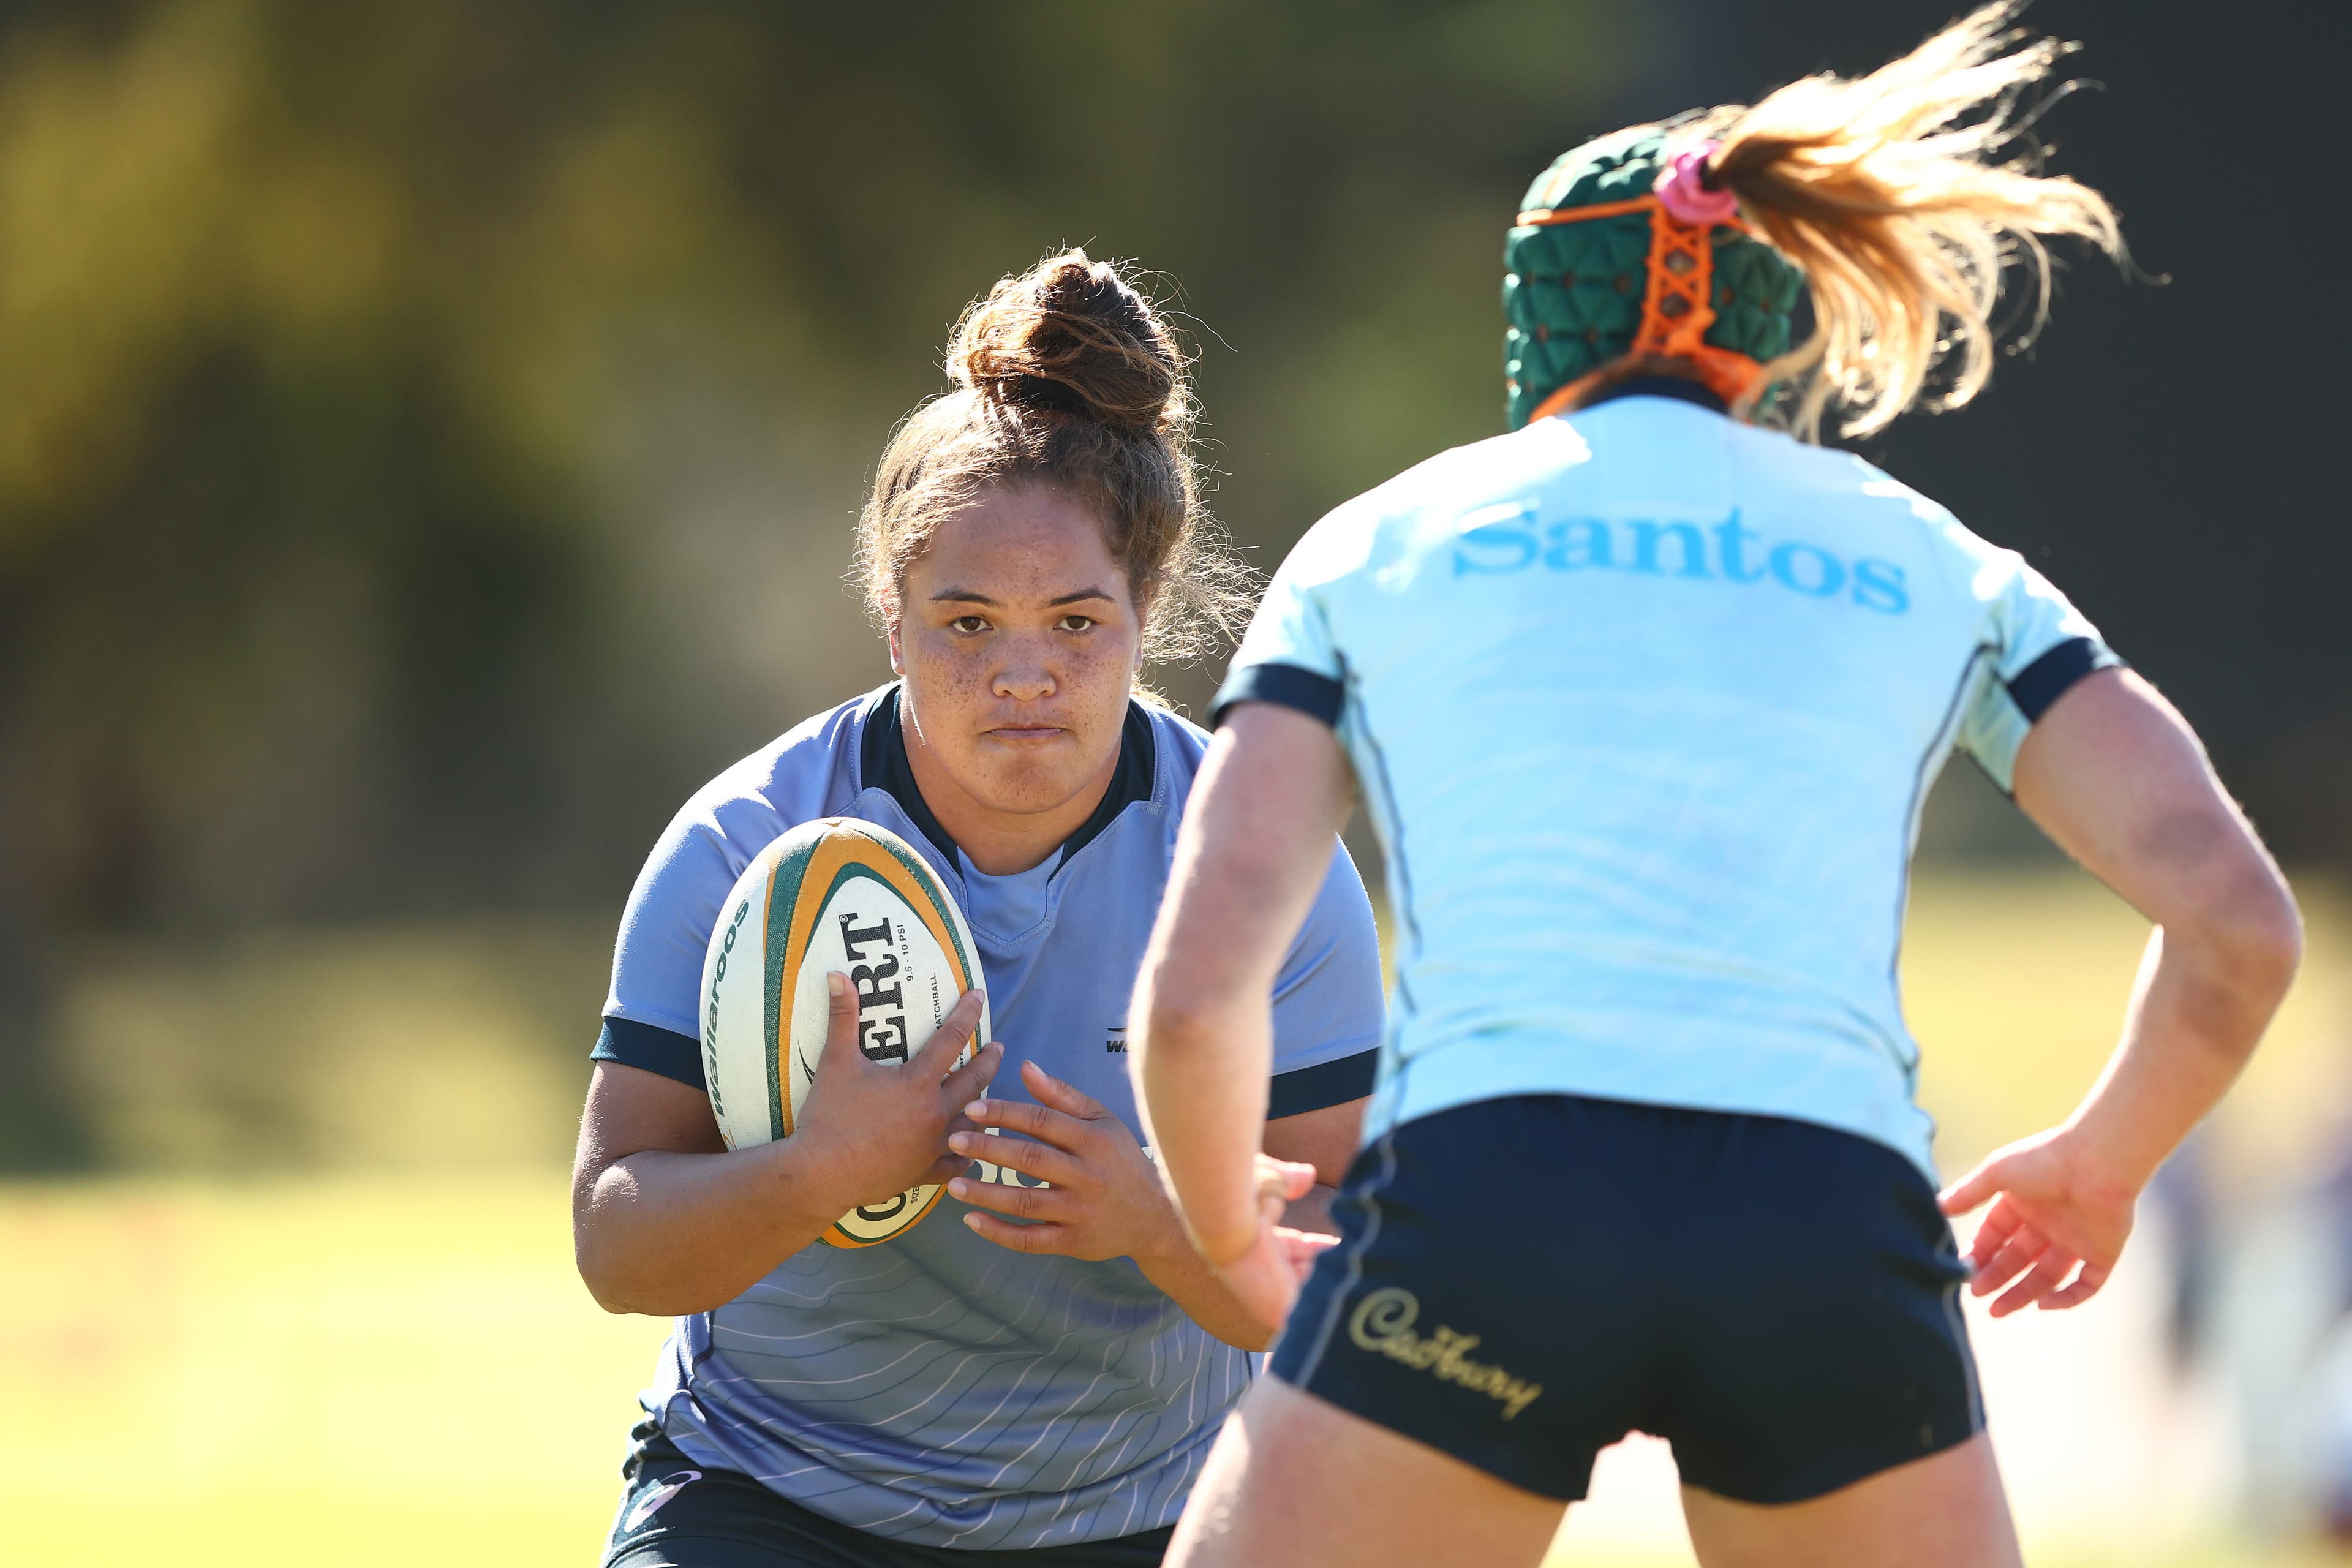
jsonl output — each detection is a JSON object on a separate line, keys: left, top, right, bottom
{"left": 1131, "top": 702, "right": 1360, "bottom": 1331}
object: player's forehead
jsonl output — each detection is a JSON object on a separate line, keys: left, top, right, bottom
{"left": 908, "top": 485, "right": 1131, "bottom": 612}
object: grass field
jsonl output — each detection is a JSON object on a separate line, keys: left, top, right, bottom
{"left": 6, "top": 870, "right": 2348, "bottom": 1566}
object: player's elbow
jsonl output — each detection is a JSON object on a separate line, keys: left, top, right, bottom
{"left": 573, "top": 1223, "right": 640, "bottom": 1315}
{"left": 571, "top": 1191, "right": 669, "bottom": 1316}
{"left": 2201, "top": 866, "right": 2304, "bottom": 1005}
{"left": 2168, "top": 855, "right": 2304, "bottom": 1050}
{"left": 1140, "top": 986, "right": 1229, "bottom": 1060}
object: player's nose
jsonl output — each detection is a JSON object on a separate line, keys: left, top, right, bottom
{"left": 992, "top": 660, "right": 1056, "bottom": 701}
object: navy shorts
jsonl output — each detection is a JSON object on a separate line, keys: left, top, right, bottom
{"left": 1269, "top": 1095, "right": 1983, "bottom": 1505}
{"left": 602, "top": 1423, "right": 1172, "bottom": 1567}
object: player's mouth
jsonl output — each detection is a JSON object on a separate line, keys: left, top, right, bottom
{"left": 984, "top": 723, "right": 1068, "bottom": 745}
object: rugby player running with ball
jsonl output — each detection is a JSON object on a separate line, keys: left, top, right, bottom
{"left": 1130, "top": 8, "right": 2302, "bottom": 1566}
{"left": 573, "top": 252, "right": 1384, "bottom": 1567}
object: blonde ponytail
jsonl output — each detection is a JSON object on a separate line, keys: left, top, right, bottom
{"left": 1703, "top": 1, "right": 2125, "bottom": 438}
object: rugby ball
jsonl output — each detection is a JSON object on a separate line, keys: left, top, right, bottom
{"left": 699, "top": 817, "right": 989, "bottom": 1247}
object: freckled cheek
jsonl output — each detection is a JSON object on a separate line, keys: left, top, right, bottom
{"left": 1066, "top": 644, "right": 1138, "bottom": 717}
{"left": 913, "top": 631, "right": 1131, "bottom": 698}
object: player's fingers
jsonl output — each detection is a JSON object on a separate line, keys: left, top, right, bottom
{"left": 923, "top": 1151, "right": 978, "bottom": 1186}
{"left": 959, "top": 1210, "right": 1070, "bottom": 1254}
{"left": 1254, "top": 1156, "right": 1318, "bottom": 1205}
{"left": 1276, "top": 1227, "right": 1340, "bottom": 1281}
{"left": 1969, "top": 1231, "right": 2046, "bottom": 1298}
{"left": 948, "top": 1129, "right": 1082, "bottom": 1188}
{"left": 820, "top": 973, "right": 861, "bottom": 1062}
{"left": 2040, "top": 1262, "right": 2111, "bottom": 1311}
{"left": 962, "top": 1096, "right": 1071, "bottom": 1144}
{"left": 938, "top": 1041, "right": 1003, "bottom": 1107}
{"left": 1938, "top": 1157, "right": 2007, "bottom": 1218}
{"left": 1021, "top": 1059, "right": 1111, "bottom": 1121}
{"left": 1991, "top": 1253, "right": 2077, "bottom": 1319}
{"left": 948, "top": 1174, "right": 1071, "bottom": 1223}
{"left": 913, "top": 990, "right": 988, "bottom": 1077}
{"left": 1255, "top": 1186, "right": 1287, "bottom": 1229}
{"left": 1962, "top": 1196, "right": 2026, "bottom": 1267}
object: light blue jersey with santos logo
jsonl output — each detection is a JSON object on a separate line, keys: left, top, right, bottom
{"left": 1214, "top": 390, "right": 2118, "bottom": 1180}
{"left": 593, "top": 687, "right": 1383, "bottom": 1550}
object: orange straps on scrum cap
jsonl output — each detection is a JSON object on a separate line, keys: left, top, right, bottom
{"left": 1515, "top": 194, "right": 1765, "bottom": 422}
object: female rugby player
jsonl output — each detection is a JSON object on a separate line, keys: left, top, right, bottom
{"left": 1130, "top": 8, "right": 2303, "bottom": 1566}
{"left": 571, "top": 252, "right": 1384, "bottom": 1567}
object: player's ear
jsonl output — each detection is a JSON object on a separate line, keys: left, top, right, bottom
{"left": 886, "top": 597, "right": 907, "bottom": 676}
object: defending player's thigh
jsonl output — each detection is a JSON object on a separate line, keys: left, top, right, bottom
{"left": 1163, "top": 1376, "right": 1564, "bottom": 1568}
{"left": 1679, "top": 1433, "right": 2021, "bottom": 1568}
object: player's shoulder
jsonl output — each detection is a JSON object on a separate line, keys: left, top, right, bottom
{"left": 662, "top": 688, "right": 878, "bottom": 859}
{"left": 1721, "top": 423, "right": 2022, "bottom": 590}
{"left": 1138, "top": 699, "right": 1213, "bottom": 800}
{"left": 1368, "top": 421, "right": 1578, "bottom": 521}
{"left": 1725, "top": 422, "right": 1966, "bottom": 530}
{"left": 1279, "top": 423, "right": 1572, "bottom": 590}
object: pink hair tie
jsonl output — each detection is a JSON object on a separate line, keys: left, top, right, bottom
{"left": 1654, "top": 141, "right": 1739, "bottom": 226}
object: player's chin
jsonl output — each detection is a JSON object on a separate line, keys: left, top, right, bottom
{"left": 968, "top": 756, "right": 1099, "bottom": 815}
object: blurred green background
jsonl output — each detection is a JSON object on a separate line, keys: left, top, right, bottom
{"left": 4, "top": 0, "right": 2346, "bottom": 1563}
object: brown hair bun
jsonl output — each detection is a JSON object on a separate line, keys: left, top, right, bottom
{"left": 855, "top": 249, "right": 1253, "bottom": 671}
{"left": 947, "top": 251, "right": 1191, "bottom": 436}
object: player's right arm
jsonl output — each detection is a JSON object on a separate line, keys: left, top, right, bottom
{"left": 571, "top": 981, "right": 999, "bottom": 1316}
{"left": 1939, "top": 668, "right": 2302, "bottom": 1316}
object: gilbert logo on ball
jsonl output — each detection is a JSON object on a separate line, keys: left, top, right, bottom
{"left": 699, "top": 816, "right": 989, "bottom": 1247}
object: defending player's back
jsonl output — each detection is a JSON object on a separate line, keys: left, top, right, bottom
{"left": 1231, "top": 394, "right": 2111, "bottom": 1171}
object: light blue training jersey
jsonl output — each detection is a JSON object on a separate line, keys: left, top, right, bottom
{"left": 1215, "top": 390, "right": 2118, "bottom": 1180}
{"left": 594, "top": 685, "right": 1383, "bottom": 1549}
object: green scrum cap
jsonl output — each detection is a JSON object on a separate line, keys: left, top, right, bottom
{"left": 1503, "top": 124, "right": 1804, "bottom": 430}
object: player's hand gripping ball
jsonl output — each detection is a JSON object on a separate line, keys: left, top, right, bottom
{"left": 699, "top": 817, "right": 992, "bottom": 1246}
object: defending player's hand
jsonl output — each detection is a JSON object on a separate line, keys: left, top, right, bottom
{"left": 795, "top": 976, "right": 1002, "bottom": 1210}
{"left": 1938, "top": 1125, "right": 2138, "bottom": 1317}
{"left": 1205, "top": 1155, "right": 1333, "bottom": 1332}
{"left": 947, "top": 1060, "right": 1186, "bottom": 1263}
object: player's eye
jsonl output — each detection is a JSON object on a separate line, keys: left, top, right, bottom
{"left": 948, "top": 615, "right": 989, "bottom": 635}
{"left": 1057, "top": 614, "right": 1096, "bottom": 633}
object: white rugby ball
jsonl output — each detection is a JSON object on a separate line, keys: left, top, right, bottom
{"left": 699, "top": 816, "right": 989, "bottom": 1247}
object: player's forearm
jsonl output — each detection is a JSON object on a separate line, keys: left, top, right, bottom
{"left": 2064, "top": 911, "right": 2299, "bottom": 1191}
{"left": 575, "top": 1141, "right": 852, "bottom": 1315}
{"left": 1131, "top": 983, "right": 1273, "bottom": 1264}
{"left": 1133, "top": 1224, "right": 1281, "bottom": 1351}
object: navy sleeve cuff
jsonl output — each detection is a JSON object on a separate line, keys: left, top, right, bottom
{"left": 2008, "top": 636, "right": 2123, "bottom": 723}
{"left": 1210, "top": 662, "right": 1344, "bottom": 729}
{"left": 592, "top": 1017, "right": 706, "bottom": 1091}
{"left": 1266, "top": 1047, "right": 1379, "bottom": 1119}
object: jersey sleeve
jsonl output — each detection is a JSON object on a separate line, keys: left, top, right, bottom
{"left": 1264, "top": 838, "right": 1386, "bottom": 1118}
{"left": 1211, "top": 505, "right": 1378, "bottom": 730}
{"left": 592, "top": 802, "right": 744, "bottom": 1091}
{"left": 1947, "top": 533, "right": 2124, "bottom": 791}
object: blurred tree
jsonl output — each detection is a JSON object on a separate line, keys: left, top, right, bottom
{"left": 0, "top": 0, "right": 2340, "bottom": 1167}
{"left": 0, "top": 0, "right": 1657, "bottom": 1163}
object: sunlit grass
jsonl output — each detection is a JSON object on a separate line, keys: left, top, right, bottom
{"left": 4, "top": 1174, "right": 657, "bottom": 1566}
{"left": 7, "top": 870, "right": 2346, "bottom": 1565}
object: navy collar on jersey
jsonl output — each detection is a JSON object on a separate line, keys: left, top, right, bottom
{"left": 858, "top": 684, "right": 1156, "bottom": 875}
{"left": 1580, "top": 376, "right": 1729, "bottom": 415}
